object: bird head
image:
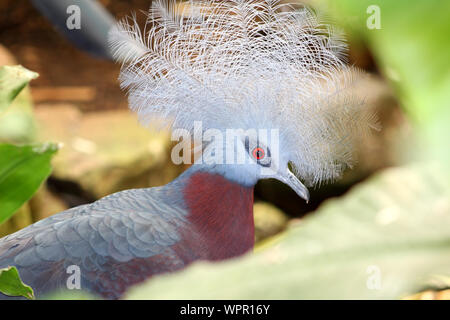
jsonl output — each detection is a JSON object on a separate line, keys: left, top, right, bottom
{"left": 194, "top": 125, "right": 309, "bottom": 201}
{"left": 109, "top": 0, "right": 377, "bottom": 202}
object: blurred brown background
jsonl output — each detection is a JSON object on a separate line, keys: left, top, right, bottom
{"left": 0, "top": 0, "right": 151, "bottom": 112}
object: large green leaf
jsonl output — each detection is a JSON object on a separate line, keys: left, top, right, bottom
{"left": 125, "top": 164, "right": 450, "bottom": 299}
{"left": 0, "top": 65, "right": 38, "bottom": 113}
{"left": 0, "top": 266, "right": 34, "bottom": 299}
{"left": 0, "top": 143, "right": 59, "bottom": 224}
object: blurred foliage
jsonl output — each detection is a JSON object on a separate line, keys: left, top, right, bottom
{"left": 0, "top": 266, "right": 34, "bottom": 299}
{"left": 124, "top": 0, "right": 450, "bottom": 299}
{"left": 0, "top": 65, "right": 37, "bottom": 113}
{"left": 0, "top": 65, "right": 37, "bottom": 143}
{"left": 315, "top": 0, "right": 450, "bottom": 166}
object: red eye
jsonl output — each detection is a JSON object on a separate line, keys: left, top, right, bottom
{"left": 252, "top": 147, "right": 265, "bottom": 160}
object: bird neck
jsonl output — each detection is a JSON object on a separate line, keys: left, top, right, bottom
{"left": 180, "top": 168, "right": 255, "bottom": 261}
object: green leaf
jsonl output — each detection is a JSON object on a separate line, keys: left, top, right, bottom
{"left": 0, "top": 65, "right": 38, "bottom": 113}
{"left": 0, "top": 143, "right": 59, "bottom": 224}
{"left": 0, "top": 266, "right": 34, "bottom": 299}
{"left": 125, "top": 164, "right": 450, "bottom": 299}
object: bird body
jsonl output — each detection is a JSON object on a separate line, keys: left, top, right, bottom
{"left": 0, "top": 0, "right": 375, "bottom": 299}
{"left": 0, "top": 165, "right": 254, "bottom": 299}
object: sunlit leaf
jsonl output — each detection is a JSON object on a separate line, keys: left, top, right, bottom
{"left": 41, "top": 290, "right": 99, "bottom": 300}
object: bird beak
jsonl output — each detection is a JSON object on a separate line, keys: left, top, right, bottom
{"left": 268, "top": 168, "right": 310, "bottom": 203}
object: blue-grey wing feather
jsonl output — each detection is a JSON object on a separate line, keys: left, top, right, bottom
{"left": 0, "top": 187, "right": 187, "bottom": 298}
